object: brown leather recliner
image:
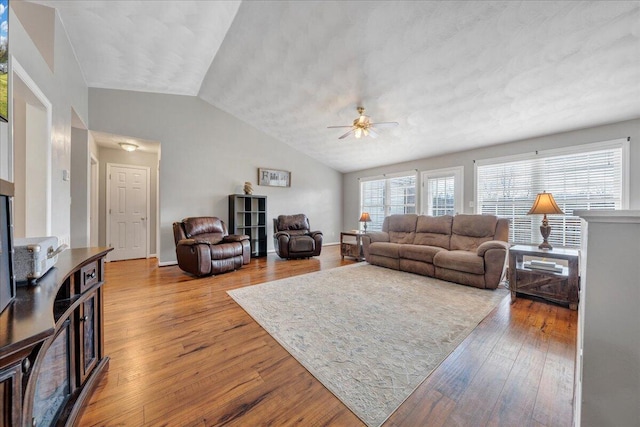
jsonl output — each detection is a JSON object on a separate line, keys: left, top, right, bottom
{"left": 173, "top": 217, "right": 251, "bottom": 276}
{"left": 273, "top": 214, "right": 323, "bottom": 259}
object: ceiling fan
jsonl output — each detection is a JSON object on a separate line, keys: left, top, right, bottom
{"left": 328, "top": 107, "right": 399, "bottom": 139}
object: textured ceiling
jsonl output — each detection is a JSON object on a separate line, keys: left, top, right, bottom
{"left": 35, "top": 1, "right": 640, "bottom": 172}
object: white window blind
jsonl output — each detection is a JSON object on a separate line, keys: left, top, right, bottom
{"left": 427, "top": 175, "right": 455, "bottom": 216}
{"left": 476, "top": 140, "right": 627, "bottom": 248}
{"left": 361, "top": 173, "right": 416, "bottom": 231}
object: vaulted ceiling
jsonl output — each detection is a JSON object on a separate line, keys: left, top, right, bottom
{"left": 29, "top": 1, "right": 640, "bottom": 172}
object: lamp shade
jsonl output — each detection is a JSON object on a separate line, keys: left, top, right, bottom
{"left": 359, "top": 212, "right": 372, "bottom": 222}
{"left": 527, "top": 192, "right": 564, "bottom": 215}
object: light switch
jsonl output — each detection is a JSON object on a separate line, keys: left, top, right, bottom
{"left": 63, "top": 170, "right": 70, "bottom": 181}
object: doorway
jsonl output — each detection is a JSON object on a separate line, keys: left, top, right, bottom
{"left": 12, "top": 59, "right": 52, "bottom": 238}
{"left": 106, "top": 163, "right": 150, "bottom": 261}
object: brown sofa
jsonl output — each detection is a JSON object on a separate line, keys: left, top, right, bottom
{"left": 173, "top": 217, "right": 251, "bottom": 276}
{"left": 362, "top": 214, "right": 509, "bottom": 289}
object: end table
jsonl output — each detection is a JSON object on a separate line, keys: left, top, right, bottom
{"left": 508, "top": 244, "right": 580, "bottom": 310}
{"left": 340, "top": 231, "right": 365, "bottom": 261}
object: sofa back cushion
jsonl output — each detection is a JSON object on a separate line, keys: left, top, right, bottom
{"left": 413, "top": 215, "right": 453, "bottom": 249}
{"left": 183, "top": 217, "right": 226, "bottom": 238}
{"left": 277, "top": 214, "right": 310, "bottom": 232}
{"left": 450, "top": 214, "right": 498, "bottom": 251}
{"left": 386, "top": 214, "right": 418, "bottom": 244}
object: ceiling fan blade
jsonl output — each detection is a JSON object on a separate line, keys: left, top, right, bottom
{"left": 327, "top": 125, "right": 354, "bottom": 128}
{"left": 368, "top": 128, "right": 379, "bottom": 138}
{"left": 338, "top": 129, "right": 354, "bottom": 139}
{"left": 370, "top": 122, "right": 399, "bottom": 129}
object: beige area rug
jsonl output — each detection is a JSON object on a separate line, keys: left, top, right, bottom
{"left": 227, "top": 263, "right": 508, "bottom": 427}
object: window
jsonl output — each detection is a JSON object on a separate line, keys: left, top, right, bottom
{"left": 421, "top": 166, "right": 463, "bottom": 216}
{"left": 475, "top": 139, "right": 628, "bottom": 248}
{"left": 360, "top": 172, "right": 416, "bottom": 231}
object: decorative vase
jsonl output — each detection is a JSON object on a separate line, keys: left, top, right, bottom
{"left": 243, "top": 181, "right": 253, "bottom": 195}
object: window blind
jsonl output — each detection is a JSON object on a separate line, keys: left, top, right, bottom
{"left": 427, "top": 175, "right": 455, "bottom": 216}
{"left": 476, "top": 141, "right": 626, "bottom": 247}
{"left": 361, "top": 173, "right": 416, "bottom": 231}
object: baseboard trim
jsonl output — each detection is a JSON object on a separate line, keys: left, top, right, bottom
{"left": 158, "top": 260, "right": 178, "bottom": 267}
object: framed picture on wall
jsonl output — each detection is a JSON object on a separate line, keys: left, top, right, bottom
{"left": 258, "top": 168, "right": 291, "bottom": 187}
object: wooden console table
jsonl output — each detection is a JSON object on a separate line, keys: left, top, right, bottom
{"left": 508, "top": 244, "right": 580, "bottom": 310}
{"left": 0, "top": 247, "right": 112, "bottom": 426}
{"left": 340, "top": 231, "right": 365, "bottom": 261}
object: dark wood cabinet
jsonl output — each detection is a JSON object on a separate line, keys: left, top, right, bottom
{"left": 0, "top": 247, "right": 112, "bottom": 426}
{"left": 228, "top": 194, "right": 267, "bottom": 257}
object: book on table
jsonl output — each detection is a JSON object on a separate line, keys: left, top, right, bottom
{"left": 523, "top": 260, "right": 564, "bottom": 273}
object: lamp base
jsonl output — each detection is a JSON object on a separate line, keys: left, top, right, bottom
{"left": 539, "top": 223, "right": 553, "bottom": 250}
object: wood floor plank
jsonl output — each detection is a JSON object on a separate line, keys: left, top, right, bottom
{"left": 79, "top": 246, "right": 576, "bottom": 427}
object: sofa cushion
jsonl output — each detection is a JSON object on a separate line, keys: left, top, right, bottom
{"left": 289, "top": 235, "right": 315, "bottom": 252}
{"left": 369, "top": 242, "right": 401, "bottom": 259}
{"left": 277, "top": 214, "right": 310, "bottom": 231}
{"left": 414, "top": 215, "right": 452, "bottom": 248}
{"left": 433, "top": 250, "right": 485, "bottom": 275}
{"left": 399, "top": 244, "right": 445, "bottom": 263}
{"left": 183, "top": 217, "right": 225, "bottom": 237}
{"left": 450, "top": 214, "right": 498, "bottom": 251}
{"left": 194, "top": 233, "right": 224, "bottom": 245}
{"left": 209, "top": 242, "right": 244, "bottom": 260}
{"left": 387, "top": 214, "right": 418, "bottom": 244}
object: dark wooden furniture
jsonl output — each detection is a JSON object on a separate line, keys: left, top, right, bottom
{"left": 508, "top": 244, "right": 580, "bottom": 310}
{"left": 340, "top": 231, "right": 365, "bottom": 261}
{"left": 0, "top": 247, "right": 112, "bottom": 426}
{"left": 228, "top": 194, "right": 267, "bottom": 257}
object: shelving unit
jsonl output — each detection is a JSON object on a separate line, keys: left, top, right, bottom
{"left": 228, "top": 194, "right": 267, "bottom": 257}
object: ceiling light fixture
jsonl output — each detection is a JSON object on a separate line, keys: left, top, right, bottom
{"left": 119, "top": 142, "right": 138, "bottom": 152}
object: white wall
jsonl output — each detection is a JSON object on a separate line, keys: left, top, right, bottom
{"left": 343, "top": 119, "right": 640, "bottom": 231}
{"left": 88, "top": 88, "right": 343, "bottom": 264}
{"left": 11, "top": 2, "right": 89, "bottom": 244}
{"left": 70, "top": 127, "right": 89, "bottom": 247}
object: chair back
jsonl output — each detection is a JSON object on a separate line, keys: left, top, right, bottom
{"left": 274, "top": 214, "right": 310, "bottom": 234}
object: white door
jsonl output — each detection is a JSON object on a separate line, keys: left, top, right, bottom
{"left": 107, "top": 164, "right": 149, "bottom": 261}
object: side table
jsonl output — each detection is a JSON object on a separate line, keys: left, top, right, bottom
{"left": 508, "top": 244, "right": 580, "bottom": 310}
{"left": 340, "top": 231, "right": 365, "bottom": 261}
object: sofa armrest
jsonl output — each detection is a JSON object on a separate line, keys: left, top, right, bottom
{"left": 309, "top": 230, "right": 323, "bottom": 238}
{"left": 362, "top": 231, "right": 390, "bottom": 260}
{"left": 275, "top": 231, "right": 291, "bottom": 239}
{"left": 477, "top": 240, "right": 509, "bottom": 289}
{"left": 477, "top": 240, "right": 509, "bottom": 257}
{"left": 175, "top": 240, "right": 212, "bottom": 276}
{"left": 223, "top": 234, "right": 250, "bottom": 243}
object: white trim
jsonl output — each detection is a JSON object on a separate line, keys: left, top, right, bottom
{"left": 420, "top": 166, "right": 464, "bottom": 215}
{"left": 158, "top": 260, "right": 178, "bottom": 267}
{"left": 89, "top": 154, "right": 99, "bottom": 247}
{"left": 12, "top": 57, "right": 53, "bottom": 235}
{"left": 106, "top": 163, "right": 151, "bottom": 260}
{"left": 475, "top": 138, "right": 628, "bottom": 166}
{"left": 359, "top": 169, "right": 418, "bottom": 182}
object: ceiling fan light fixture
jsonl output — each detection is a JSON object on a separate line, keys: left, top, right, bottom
{"left": 355, "top": 128, "right": 363, "bottom": 138}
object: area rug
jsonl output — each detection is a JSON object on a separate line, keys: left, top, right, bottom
{"left": 227, "top": 263, "right": 508, "bottom": 427}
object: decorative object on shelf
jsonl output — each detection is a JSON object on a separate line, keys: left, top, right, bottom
{"left": 258, "top": 168, "right": 291, "bottom": 187}
{"left": 359, "top": 212, "right": 372, "bottom": 232}
{"left": 243, "top": 181, "right": 253, "bottom": 195}
{"left": 118, "top": 142, "right": 138, "bottom": 152}
{"left": 527, "top": 191, "right": 564, "bottom": 250}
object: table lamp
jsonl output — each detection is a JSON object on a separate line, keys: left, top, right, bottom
{"left": 527, "top": 192, "right": 564, "bottom": 250}
{"left": 359, "top": 212, "right": 372, "bottom": 232}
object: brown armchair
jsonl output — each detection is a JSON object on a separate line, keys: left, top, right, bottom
{"left": 273, "top": 214, "right": 323, "bottom": 259}
{"left": 173, "top": 217, "right": 250, "bottom": 276}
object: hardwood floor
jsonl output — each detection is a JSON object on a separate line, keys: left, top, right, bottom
{"left": 79, "top": 245, "right": 577, "bottom": 426}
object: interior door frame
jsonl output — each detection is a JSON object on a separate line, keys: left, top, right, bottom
{"left": 11, "top": 57, "right": 53, "bottom": 236}
{"left": 90, "top": 154, "right": 99, "bottom": 247}
{"left": 105, "top": 162, "right": 150, "bottom": 261}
